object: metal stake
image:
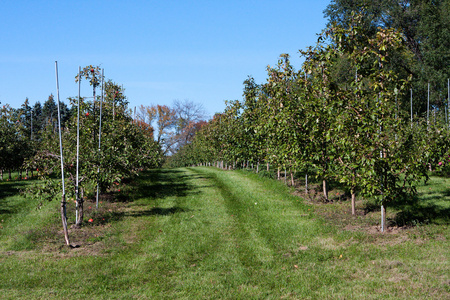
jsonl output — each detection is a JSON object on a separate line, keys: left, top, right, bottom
{"left": 76, "top": 66, "right": 81, "bottom": 223}
{"left": 55, "top": 61, "right": 70, "bottom": 245}
{"left": 30, "top": 107, "right": 33, "bottom": 141}
{"left": 427, "top": 83, "right": 430, "bottom": 130}
{"left": 96, "top": 69, "right": 104, "bottom": 209}
{"left": 410, "top": 88, "right": 413, "bottom": 126}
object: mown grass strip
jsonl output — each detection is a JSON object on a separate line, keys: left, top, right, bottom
{"left": 0, "top": 167, "right": 448, "bottom": 299}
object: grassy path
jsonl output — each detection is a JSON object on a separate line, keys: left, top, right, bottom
{"left": 0, "top": 167, "right": 448, "bottom": 299}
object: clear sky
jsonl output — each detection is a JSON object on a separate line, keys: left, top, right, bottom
{"left": 0, "top": 0, "right": 330, "bottom": 118}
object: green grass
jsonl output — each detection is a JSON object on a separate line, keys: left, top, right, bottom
{"left": 0, "top": 168, "right": 448, "bottom": 299}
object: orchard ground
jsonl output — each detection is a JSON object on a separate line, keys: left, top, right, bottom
{"left": 0, "top": 167, "right": 448, "bottom": 299}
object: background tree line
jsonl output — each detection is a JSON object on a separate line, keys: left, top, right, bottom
{"left": 325, "top": 0, "right": 449, "bottom": 115}
{"left": 1, "top": 91, "right": 207, "bottom": 184}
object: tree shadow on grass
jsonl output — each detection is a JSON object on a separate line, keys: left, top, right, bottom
{"left": 0, "top": 181, "right": 30, "bottom": 216}
{"left": 89, "top": 169, "right": 202, "bottom": 224}
{"left": 363, "top": 191, "right": 450, "bottom": 226}
{"left": 0, "top": 181, "right": 27, "bottom": 199}
{"left": 105, "top": 206, "right": 190, "bottom": 223}
{"left": 133, "top": 169, "right": 201, "bottom": 202}
{"left": 393, "top": 190, "right": 450, "bottom": 226}
{"left": 128, "top": 206, "right": 190, "bottom": 217}
{"left": 394, "top": 204, "right": 450, "bottom": 226}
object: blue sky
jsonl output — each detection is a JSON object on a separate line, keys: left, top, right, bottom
{"left": 0, "top": 0, "right": 330, "bottom": 118}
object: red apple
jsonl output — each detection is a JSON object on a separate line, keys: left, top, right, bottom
{"left": 86, "top": 112, "right": 89, "bottom": 116}
{"left": 90, "top": 68, "right": 94, "bottom": 73}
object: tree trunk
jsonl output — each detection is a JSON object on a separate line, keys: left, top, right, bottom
{"left": 323, "top": 179, "right": 328, "bottom": 201}
{"left": 305, "top": 174, "right": 308, "bottom": 195}
{"left": 277, "top": 167, "right": 280, "bottom": 180}
{"left": 0, "top": 169, "right": 3, "bottom": 181}
{"left": 75, "top": 188, "right": 84, "bottom": 228}
{"left": 351, "top": 188, "right": 356, "bottom": 215}
{"left": 290, "top": 171, "right": 294, "bottom": 186}
{"left": 267, "top": 162, "right": 269, "bottom": 171}
{"left": 381, "top": 203, "right": 386, "bottom": 232}
{"left": 60, "top": 194, "right": 70, "bottom": 246}
{"left": 351, "top": 170, "right": 357, "bottom": 215}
